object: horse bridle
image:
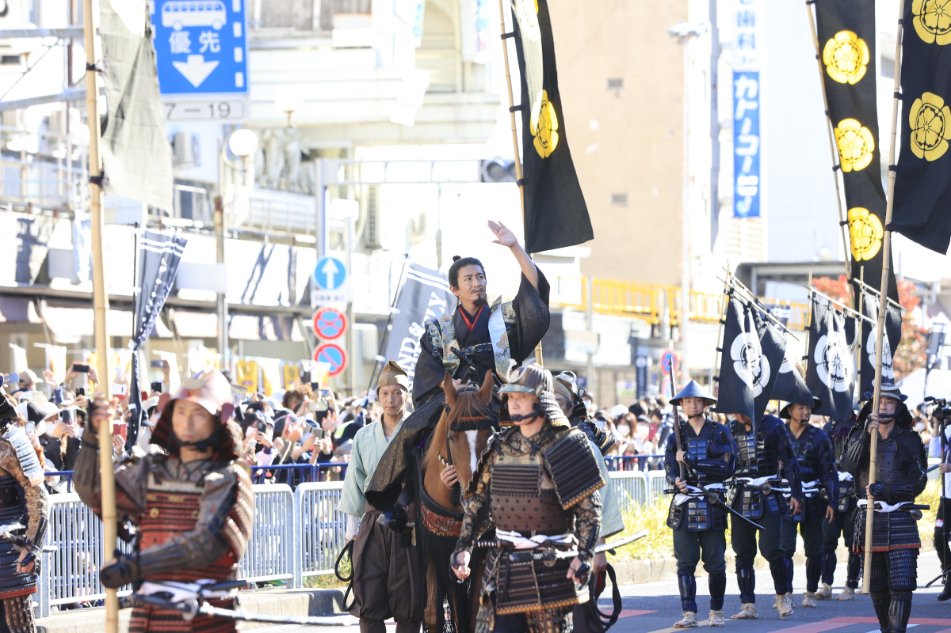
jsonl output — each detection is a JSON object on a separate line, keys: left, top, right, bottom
{"left": 438, "top": 402, "right": 497, "bottom": 470}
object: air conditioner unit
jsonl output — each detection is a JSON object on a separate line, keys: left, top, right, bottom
{"left": 171, "top": 132, "right": 200, "bottom": 168}
{"left": 481, "top": 158, "right": 516, "bottom": 183}
{"left": 364, "top": 185, "right": 381, "bottom": 249}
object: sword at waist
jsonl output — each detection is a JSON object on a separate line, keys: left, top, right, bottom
{"left": 730, "top": 476, "right": 784, "bottom": 493}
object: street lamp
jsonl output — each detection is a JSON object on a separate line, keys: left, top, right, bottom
{"left": 216, "top": 128, "right": 259, "bottom": 372}
{"left": 668, "top": 21, "right": 708, "bottom": 384}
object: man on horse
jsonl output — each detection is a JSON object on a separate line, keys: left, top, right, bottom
{"left": 451, "top": 364, "right": 603, "bottom": 633}
{"left": 339, "top": 362, "right": 421, "bottom": 633}
{"left": 412, "top": 220, "right": 550, "bottom": 407}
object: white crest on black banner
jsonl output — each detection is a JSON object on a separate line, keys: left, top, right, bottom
{"left": 814, "top": 332, "right": 852, "bottom": 393}
{"left": 866, "top": 323, "right": 895, "bottom": 381}
{"left": 731, "top": 331, "right": 771, "bottom": 397}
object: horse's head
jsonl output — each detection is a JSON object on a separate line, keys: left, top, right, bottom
{"left": 436, "top": 370, "right": 498, "bottom": 490}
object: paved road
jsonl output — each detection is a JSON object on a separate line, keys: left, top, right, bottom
{"left": 254, "top": 553, "right": 951, "bottom": 633}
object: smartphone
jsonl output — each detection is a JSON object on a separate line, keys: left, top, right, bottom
{"left": 113, "top": 383, "right": 128, "bottom": 397}
{"left": 60, "top": 409, "right": 75, "bottom": 424}
{"left": 310, "top": 382, "right": 320, "bottom": 392}
{"left": 2, "top": 374, "right": 17, "bottom": 384}
{"left": 150, "top": 359, "right": 165, "bottom": 368}
{"left": 73, "top": 363, "right": 90, "bottom": 373}
{"left": 113, "top": 421, "right": 127, "bottom": 441}
{"left": 318, "top": 389, "right": 333, "bottom": 399}
{"left": 76, "top": 387, "right": 85, "bottom": 397}
{"left": 309, "top": 399, "right": 329, "bottom": 413}
{"left": 150, "top": 381, "right": 163, "bottom": 393}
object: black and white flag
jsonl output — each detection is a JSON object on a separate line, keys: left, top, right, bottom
{"left": 771, "top": 350, "right": 814, "bottom": 407}
{"left": 128, "top": 230, "right": 188, "bottom": 447}
{"left": 858, "top": 292, "right": 902, "bottom": 398}
{"left": 382, "top": 264, "right": 455, "bottom": 394}
{"left": 806, "top": 300, "right": 857, "bottom": 422}
{"left": 715, "top": 297, "right": 786, "bottom": 424}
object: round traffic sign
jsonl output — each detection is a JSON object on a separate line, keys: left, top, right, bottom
{"left": 661, "top": 350, "right": 678, "bottom": 373}
{"left": 312, "top": 307, "right": 347, "bottom": 341}
{"left": 314, "top": 342, "right": 347, "bottom": 377}
{"left": 313, "top": 256, "right": 347, "bottom": 291}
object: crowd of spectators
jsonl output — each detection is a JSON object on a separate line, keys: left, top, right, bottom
{"left": 0, "top": 362, "right": 383, "bottom": 494}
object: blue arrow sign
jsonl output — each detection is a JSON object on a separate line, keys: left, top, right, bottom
{"left": 150, "top": 0, "right": 249, "bottom": 95}
{"left": 314, "top": 256, "right": 347, "bottom": 291}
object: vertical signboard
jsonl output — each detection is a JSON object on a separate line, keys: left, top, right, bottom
{"left": 733, "top": 0, "right": 762, "bottom": 218}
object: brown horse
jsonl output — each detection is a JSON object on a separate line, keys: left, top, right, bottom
{"left": 416, "top": 371, "right": 497, "bottom": 633}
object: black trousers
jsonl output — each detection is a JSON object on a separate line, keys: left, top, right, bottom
{"left": 822, "top": 503, "right": 860, "bottom": 588}
{"left": 935, "top": 498, "right": 951, "bottom": 572}
{"left": 781, "top": 514, "right": 824, "bottom": 593}
{"left": 732, "top": 511, "right": 787, "bottom": 601}
{"left": 672, "top": 527, "right": 728, "bottom": 612}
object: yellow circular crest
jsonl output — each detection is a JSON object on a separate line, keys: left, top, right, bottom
{"left": 912, "top": 0, "right": 951, "bottom": 45}
{"left": 834, "top": 119, "right": 875, "bottom": 172}
{"left": 822, "top": 31, "right": 869, "bottom": 85}
{"left": 910, "top": 91, "right": 951, "bottom": 161}
{"left": 530, "top": 89, "right": 560, "bottom": 159}
{"left": 847, "top": 207, "right": 884, "bottom": 262}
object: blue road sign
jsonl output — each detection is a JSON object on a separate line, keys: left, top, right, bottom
{"left": 314, "top": 256, "right": 347, "bottom": 291}
{"left": 150, "top": 0, "right": 249, "bottom": 96}
{"left": 314, "top": 343, "right": 347, "bottom": 377}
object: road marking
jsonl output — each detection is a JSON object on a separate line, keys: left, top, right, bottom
{"left": 617, "top": 610, "right": 658, "bottom": 618}
{"left": 763, "top": 622, "right": 855, "bottom": 633}
{"left": 644, "top": 623, "right": 711, "bottom": 633}
{"left": 865, "top": 625, "right": 917, "bottom": 633}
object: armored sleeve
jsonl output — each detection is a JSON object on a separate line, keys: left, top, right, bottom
{"left": 543, "top": 428, "right": 605, "bottom": 509}
{"left": 772, "top": 421, "right": 803, "bottom": 500}
{"left": 664, "top": 426, "right": 680, "bottom": 485}
{"left": 73, "top": 425, "right": 150, "bottom": 521}
{"left": 0, "top": 440, "right": 48, "bottom": 552}
{"left": 839, "top": 425, "right": 870, "bottom": 476}
{"left": 684, "top": 424, "right": 735, "bottom": 480}
{"left": 454, "top": 447, "right": 495, "bottom": 557}
{"left": 136, "top": 464, "right": 255, "bottom": 577}
{"left": 879, "top": 431, "right": 928, "bottom": 504}
{"left": 570, "top": 489, "right": 601, "bottom": 564}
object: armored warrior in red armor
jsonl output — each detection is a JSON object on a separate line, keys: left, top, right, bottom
{"left": 75, "top": 369, "right": 254, "bottom": 633}
{"left": 0, "top": 396, "right": 49, "bottom": 633}
{"left": 451, "top": 364, "right": 603, "bottom": 633}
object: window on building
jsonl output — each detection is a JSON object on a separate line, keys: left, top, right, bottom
{"left": 610, "top": 193, "right": 628, "bottom": 207}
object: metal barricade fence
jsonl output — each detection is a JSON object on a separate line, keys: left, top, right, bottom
{"left": 293, "top": 482, "right": 347, "bottom": 586}
{"left": 38, "top": 472, "right": 654, "bottom": 615}
{"left": 239, "top": 484, "right": 296, "bottom": 583}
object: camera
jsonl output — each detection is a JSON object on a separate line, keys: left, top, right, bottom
{"left": 926, "top": 397, "right": 951, "bottom": 420}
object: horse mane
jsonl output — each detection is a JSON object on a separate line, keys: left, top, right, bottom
{"left": 424, "top": 387, "right": 485, "bottom": 474}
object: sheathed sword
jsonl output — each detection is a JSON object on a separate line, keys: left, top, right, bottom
{"left": 471, "top": 530, "right": 650, "bottom": 554}
{"left": 666, "top": 486, "right": 765, "bottom": 531}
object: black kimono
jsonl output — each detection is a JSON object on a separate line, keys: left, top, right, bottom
{"left": 412, "top": 269, "right": 550, "bottom": 407}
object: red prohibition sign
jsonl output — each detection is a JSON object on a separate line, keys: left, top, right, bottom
{"left": 314, "top": 342, "right": 348, "bottom": 376}
{"left": 312, "top": 307, "right": 348, "bottom": 341}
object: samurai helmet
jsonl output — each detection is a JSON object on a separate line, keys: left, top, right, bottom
{"left": 151, "top": 368, "right": 243, "bottom": 460}
{"left": 553, "top": 371, "right": 578, "bottom": 402}
{"left": 779, "top": 395, "right": 823, "bottom": 420}
{"left": 499, "top": 363, "right": 553, "bottom": 398}
{"left": 879, "top": 380, "right": 908, "bottom": 403}
{"left": 670, "top": 380, "right": 717, "bottom": 408}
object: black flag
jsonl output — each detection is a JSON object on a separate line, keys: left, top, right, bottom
{"left": 857, "top": 291, "right": 902, "bottom": 398}
{"left": 888, "top": 1, "right": 951, "bottom": 254}
{"left": 814, "top": 0, "right": 897, "bottom": 300}
{"left": 806, "top": 300, "right": 857, "bottom": 421}
{"left": 510, "top": 0, "right": 593, "bottom": 253}
{"left": 715, "top": 297, "right": 786, "bottom": 424}
{"left": 381, "top": 264, "right": 455, "bottom": 394}
{"left": 128, "top": 230, "right": 187, "bottom": 447}
{"left": 771, "top": 351, "right": 814, "bottom": 406}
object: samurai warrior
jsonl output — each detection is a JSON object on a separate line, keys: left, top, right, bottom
{"left": 840, "top": 382, "right": 927, "bottom": 633}
{"left": 728, "top": 411, "right": 803, "bottom": 618}
{"left": 821, "top": 411, "right": 862, "bottom": 600}
{"left": 75, "top": 369, "right": 255, "bottom": 633}
{"left": 552, "top": 371, "right": 624, "bottom": 633}
{"left": 780, "top": 394, "right": 837, "bottom": 607}
{"left": 664, "top": 381, "right": 735, "bottom": 628}
{"left": 0, "top": 396, "right": 49, "bottom": 633}
{"left": 451, "top": 364, "right": 603, "bottom": 633}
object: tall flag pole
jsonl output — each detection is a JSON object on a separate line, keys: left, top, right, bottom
{"left": 863, "top": 0, "right": 907, "bottom": 592}
{"left": 83, "top": 0, "right": 118, "bottom": 628}
{"left": 805, "top": 0, "right": 853, "bottom": 294}
{"left": 811, "top": 0, "right": 899, "bottom": 302}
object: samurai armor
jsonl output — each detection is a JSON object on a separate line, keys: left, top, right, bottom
{"left": 666, "top": 490, "right": 727, "bottom": 532}
{"left": 853, "top": 440, "right": 921, "bottom": 553}
{"left": 734, "top": 430, "right": 777, "bottom": 479}
{"left": 0, "top": 426, "right": 48, "bottom": 601}
{"left": 542, "top": 428, "right": 605, "bottom": 510}
{"left": 728, "top": 486, "right": 786, "bottom": 521}
{"left": 0, "top": 594, "right": 34, "bottom": 633}
{"left": 488, "top": 546, "right": 583, "bottom": 616}
{"left": 837, "top": 477, "right": 855, "bottom": 513}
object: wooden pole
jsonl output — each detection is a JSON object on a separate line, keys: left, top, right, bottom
{"left": 711, "top": 279, "right": 732, "bottom": 400}
{"left": 496, "top": 0, "right": 542, "bottom": 366}
{"left": 863, "top": 0, "right": 905, "bottom": 593}
{"left": 805, "top": 1, "right": 853, "bottom": 297}
{"left": 83, "top": 2, "right": 117, "bottom": 629}
{"left": 855, "top": 265, "right": 865, "bottom": 402}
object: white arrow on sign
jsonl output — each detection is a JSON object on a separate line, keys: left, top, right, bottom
{"left": 320, "top": 258, "right": 339, "bottom": 290}
{"left": 173, "top": 54, "right": 219, "bottom": 88}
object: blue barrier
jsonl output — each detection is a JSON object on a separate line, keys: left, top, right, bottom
{"left": 250, "top": 462, "right": 349, "bottom": 485}
{"left": 45, "top": 470, "right": 75, "bottom": 493}
{"left": 604, "top": 454, "right": 665, "bottom": 471}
